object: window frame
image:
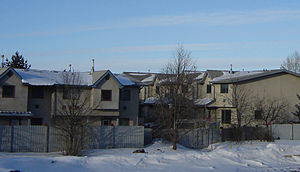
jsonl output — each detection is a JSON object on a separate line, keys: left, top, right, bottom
{"left": 206, "top": 84, "right": 212, "bottom": 94}
{"left": 222, "top": 110, "right": 231, "bottom": 124}
{"left": 102, "top": 119, "right": 111, "bottom": 126}
{"left": 101, "top": 90, "right": 112, "bottom": 101}
{"left": 119, "top": 118, "right": 130, "bottom": 126}
{"left": 2, "top": 85, "right": 15, "bottom": 98}
{"left": 220, "top": 84, "right": 228, "bottom": 93}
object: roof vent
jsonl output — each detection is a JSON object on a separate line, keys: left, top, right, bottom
{"left": 1, "top": 55, "right": 4, "bottom": 68}
{"left": 91, "top": 59, "right": 95, "bottom": 73}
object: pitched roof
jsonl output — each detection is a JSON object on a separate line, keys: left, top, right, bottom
{"left": 195, "top": 98, "right": 215, "bottom": 107}
{"left": 207, "top": 70, "right": 227, "bottom": 79}
{"left": 123, "top": 72, "right": 157, "bottom": 85}
{"left": 0, "top": 68, "right": 140, "bottom": 87}
{"left": 210, "top": 69, "right": 300, "bottom": 84}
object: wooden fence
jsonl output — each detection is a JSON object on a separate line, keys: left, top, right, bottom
{"left": 0, "top": 126, "right": 144, "bottom": 152}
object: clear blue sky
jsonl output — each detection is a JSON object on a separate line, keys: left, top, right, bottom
{"left": 1, "top": 0, "right": 300, "bottom": 73}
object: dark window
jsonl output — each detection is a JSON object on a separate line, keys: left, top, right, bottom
{"left": 32, "top": 87, "right": 44, "bottom": 99}
{"left": 7, "top": 71, "right": 13, "bottom": 77}
{"left": 63, "top": 88, "right": 79, "bottom": 99}
{"left": 222, "top": 110, "right": 231, "bottom": 124}
{"left": 31, "top": 118, "right": 43, "bottom": 125}
{"left": 207, "top": 85, "right": 212, "bottom": 93}
{"left": 105, "top": 75, "right": 110, "bottom": 80}
{"left": 255, "top": 110, "right": 262, "bottom": 119}
{"left": 101, "top": 90, "right": 112, "bottom": 101}
{"left": 2, "top": 85, "right": 15, "bottom": 98}
{"left": 35, "top": 104, "right": 39, "bottom": 109}
{"left": 119, "top": 118, "right": 129, "bottom": 126}
{"left": 102, "top": 119, "right": 111, "bottom": 126}
{"left": 221, "top": 84, "right": 228, "bottom": 93}
{"left": 120, "top": 89, "right": 131, "bottom": 101}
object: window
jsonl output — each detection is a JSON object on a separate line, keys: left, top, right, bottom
{"left": 63, "top": 88, "right": 79, "bottom": 99}
{"left": 35, "top": 104, "right": 39, "bottom": 109}
{"left": 255, "top": 110, "right": 262, "bottom": 120}
{"left": 2, "top": 85, "right": 15, "bottom": 98}
{"left": 222, "top": 110, "right": 231, "bottom": 124}
{"left": 120, "top": 89, "right": 130, "bottom": 101}
{"left": 31, "top": 118, "right": 43, "bottom": 125}
{"left": 101, "top": 90, "right": 112, "bottom": 101}
{"left": 32, "top": 87, "right": 44, "bottom": 99}
{"left": 207, "top": 84, "right": 212, "bottom": 93}
{"left": 102, "top": 119, "right": 111, "bottom": 126}
{"left": 119, "top": 118, "right": 129, "bottom": 126}
{"left": 221, "top": 84, "right": 228, "bottom": 93}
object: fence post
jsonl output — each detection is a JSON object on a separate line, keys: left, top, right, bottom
{"left": 207, "top": 129, "right": 210, "bottom": 147}
{"left": 292, "top": 124, "right": 294, "bottom": 140}
{"left": 112, "top": 126, "right": 115, "bottom": 148}
{"left": 10, "top": 126, "right": 14, "bottom": 152}
{"left": 46, "top": 126, "right": 50, "bottom": 152}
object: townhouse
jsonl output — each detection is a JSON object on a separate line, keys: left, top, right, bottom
{"left": 0, "top": 67, "right": 141, "bottom": 126}
{"left": 126, "top": 69, "right": 300, "bottom": 127}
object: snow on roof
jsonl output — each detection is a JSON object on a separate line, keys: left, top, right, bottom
{"left": 15, "top": 69, "right": 92, "bottom": 86}
{"left": 144, "top": 97, "right": 168, "bottom": 104}
{"left": 114, "top": 74, "right": 136, "bottom": 86}
{"left": 211, "top": 71, "right": 264, "bottom": 83}
{"left": 195, "top": 73, "right": 205, "bottom": 80}
{"left": 0, "top": 111, "right": 32, "bottom": 117}
{"left": 195, "top": 98, "right": 214, "bottom": 106}
{"left": 127, "top": 73, "right": 151, "bottom": 76}
{"left": 144, "top": 97, "right": 158, "bottom": 104}
{"left": 141, "top": 74, "right": 156, "bottom": 83}
{"left": 11, "top": 68, "right": 138, "bottom": 87}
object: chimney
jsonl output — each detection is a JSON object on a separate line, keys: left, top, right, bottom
{"left": 230, "top": 64, "right": 233, "bottom": 74}
{"left": 69, "top": 64, "right": 72, "bottom": 72}
{"left": 91, "top": 59, "right": 95, "bottom": 73}
{"left": 1, "top": 55, "right": 4, "bottom": 68}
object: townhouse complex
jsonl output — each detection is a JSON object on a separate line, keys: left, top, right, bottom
{"left": 1, "top": 66, "right": 300, "bottom": 127}
{"left": 126, "top": 69, "right": 300, "bottom": 127}
{"left": 0, "top": 67, "right": 141, "bottom": 126}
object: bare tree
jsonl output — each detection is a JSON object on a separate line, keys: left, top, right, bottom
{"left": 54, "top": 71, "right": 92, "bottom": 156}
{"left": 226, "top": 84, "right": 253, "bottom": 128}
{"left": 155, "top": 45, "right": 198, "bottom": 150}
{"left": 254, "top": 97, "right": 288, "bottom": 128}
{"left": 281, "top": 51, "right": 300, "bottom": 73}
{"left": 292, "top": 94, "right": 300, "bottom": 121}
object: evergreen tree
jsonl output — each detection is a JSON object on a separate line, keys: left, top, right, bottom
{"left": 5, "top": 51, "right": 31, "bottom": 69}
{"left": 293, "top": 94, "right": 300, "bottom": 121}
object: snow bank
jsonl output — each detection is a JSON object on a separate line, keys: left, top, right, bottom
{"left": 0, "top": 140, "right": 299, "bottom": 172}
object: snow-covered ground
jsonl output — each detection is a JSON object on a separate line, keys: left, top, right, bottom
{"left": 0, "top": 140, "right": 300, "bottom": 172}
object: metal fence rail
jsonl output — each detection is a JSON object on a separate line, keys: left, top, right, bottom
{"left": 0, "top": 126, "right": 144, "bottom": 152}
{"left": 179, "top": 127, "right": 221, "bottom": 149}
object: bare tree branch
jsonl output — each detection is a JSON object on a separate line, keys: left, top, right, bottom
{"left": 282, "top": 51, "right": 300, "bottom": 73}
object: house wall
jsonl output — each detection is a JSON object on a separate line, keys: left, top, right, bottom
{"left": 211, "top": 73, "right": 300, "bottom": 127}
{"left": 0, "top": 72, "right": 28, "bottom": 112}
{"left": 28, "top": 86, "right": 53, "bottom": 125}
{"left": 119, "top": 86, "right": 139, "bottom": 126}
{"left": 92, "top": 76, "right": 119, "bottom": 110}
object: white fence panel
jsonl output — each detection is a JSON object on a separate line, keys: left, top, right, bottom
{"left": 272, "top": 124, "right": 300, "bottom": 140}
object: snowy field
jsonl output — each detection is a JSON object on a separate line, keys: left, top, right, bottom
{"left": 0, "top": 140, "right": 300, "bottom": 172}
